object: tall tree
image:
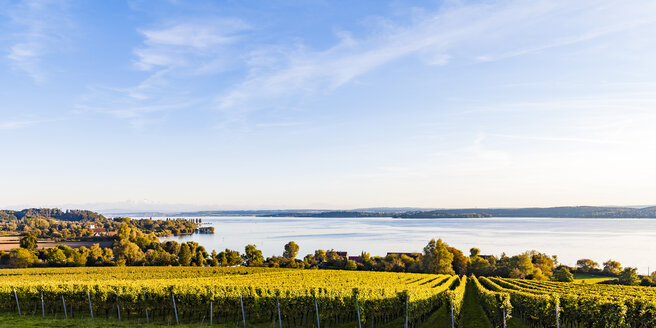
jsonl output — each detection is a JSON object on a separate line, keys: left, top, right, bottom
{"left": 603, "top": 260, "right": 622, "bottom": 275}
{"left": 283, "top": 241, "right": 300, "bottom": 260}
{"left": 19, "top": 233, "right": 37, "bottom": 250}
{"left": 576, "top": 259, "right": 599, "bottom": 272}
{"left": 178, "top": 243, "right": 192, "bottom": 266}
{"left": 244, "top": 244, "right": 264, "bottom": 267}
{"left": 422, "top": 238, "right": 455, "bottom": 274}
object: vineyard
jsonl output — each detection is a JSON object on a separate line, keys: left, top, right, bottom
{"left": 0, "top": 267, "right": 654, "bottom": 327}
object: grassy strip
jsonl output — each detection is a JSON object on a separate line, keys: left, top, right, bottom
{"left": 417, "top": 305, "right": 451, "bottom": 328}
{"left": 458, "top": 281, "right": 493, "bottom": 328}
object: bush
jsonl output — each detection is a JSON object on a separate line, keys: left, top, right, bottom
{"left": 554, "top": 267, "right": 574, "bottom": 282}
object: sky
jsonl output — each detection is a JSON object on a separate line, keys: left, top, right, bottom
{"left": 1, "top": 0, "right": 656, "bottom": 211}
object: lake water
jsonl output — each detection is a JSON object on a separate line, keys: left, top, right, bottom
{"left": 157, "top": 216, "right": 656, "bottom": 274}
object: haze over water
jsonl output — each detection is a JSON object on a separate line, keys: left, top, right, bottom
{"left": 159, "top": 216, "right": 656, "bottom": 275}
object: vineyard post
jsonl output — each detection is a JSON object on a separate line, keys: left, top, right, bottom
{"left": 355, "top": 296, "right": 362, "bottom": 328}
{"left": 172, "top": 293, "right": 179, "bottom": 325}
{"left": 277, "top": 297, "right": 282, "bottom": 328}
{"left": 450, "top": 293, "right": 455, "bottom": 328}
{"left": 117, "top": 295, "right": 121, "bottom": 321}
{"left": 240, "top": 294, "right": 246, "bottom": 328}
{"left": 502, "top": 306, "right": 506, "bottom": 328}
{"left": 62, "top": 295, "right": 68, "bottom": 319}
{"left": 87, "top": 290, "right": 94, "bottom": 319}
{"left": 13, "top": 288, "right": 21, "bottom": 316}
{"left": 143, "top": 291, "right": 149, "bottom": 323}
{"left": 404, "top": 293, "right": 409, "bottom": 328}
{"left": 314, "top": 297, "right": 321, "bottom": 328}
{"left": 210, "top": 301, "right": 213, "bottom": 326}
{"left": 556, "top": 299, "right": 560, "bottom": 328}
{"left": 41, "top": 291, "right": 45, "bottom": 317}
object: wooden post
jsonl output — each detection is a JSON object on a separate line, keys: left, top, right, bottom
{"left": 240, "top": 295, "right": 246, "bottom": 327}
{"left": 172, "top": 293, "right": 179, "bottom": 325}
{"left": 556, "top": 300, "right": 560, "bottom": 328}
{"left": 277, "top": 297, "right": 282, "bottom": 328}
{"left": 62, "top": 295, "right": 68, "bottom": 319}
{"left": 210, "top": 301, "right": 213, "bottom": 326}
{"left": 13, "top": 288, "right": 21, "bottom": 316}
{"left": 404, "top": 294, "right": 409, "bottom": 328}
{"left": 356, "top": 297, "right": 362, "bottom": 328}
{"left": 315, "top": 298, "right": 321, "bottom": 328}
{"left": 41, "top": 292, "right": 45, "bottom": 317}
{"left": 117, "top": 296, "right": 121, "bottom": 321}
{"left": 502, "top": 306, "right": 506, "bottom": 328}
{"left": 87, "top": 291, "right": 94, "bottom": 319}
{"left": 450, "top": 294, "right": 455, "bottom": 328}
{"left": 143, "top": 292, "right": 149, "bottom": 323}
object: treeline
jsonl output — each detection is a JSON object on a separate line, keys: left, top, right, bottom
{"left": 0, "top": 208, "right": 198, "bottom": 240}
{"left": 5, "top": 230, "right": 654, "bottom": 287}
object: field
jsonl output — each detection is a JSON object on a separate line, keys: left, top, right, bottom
{"left": 0, "top": 267, "right": 655, "bottom": 327}
{"left": 573, "top": 272, "right": 617, "bottom": 284}
{"left": 0, "top": 236, "right": 112, "bottom": 251}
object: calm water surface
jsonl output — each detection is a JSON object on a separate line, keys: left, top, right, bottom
{"left": 157, "top": 216, "right": 656, "bottom": 274}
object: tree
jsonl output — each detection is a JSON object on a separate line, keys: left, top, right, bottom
{"left": 210, "top": 250, "right": 219, "bottom": 267}
{"left": 576, "top": 259, "right": 599, "bottom": 273}
{"left": 345, "top": 260, "right": 357, "bottom": 270}
{"left": 244, "top": 244, "right": 264, "bottom": 267}
{"left": 118, "top": 223, "right": 132, "bottom": 240}
{"left": 469, "top": 256, "right": 492, "bottom": 276}
{"left": 178, "top": 243, "right": 192, "bottom": 266}
{"left": 603, "top": 260, "right": 622, "bottom": 276}
{"left": 19, "top": 233, "right": 37, "bottom": 250}
{"left": 554, "top": 267, "right": 574, "bottom": 282}
{"left": 283, "top": 241, "right": 300, "bottom": 260}
{"left": 618, "top": 267, "right": 639, "bottom": 286}
{"left": 46, "top": 248, "right": 67, "bottom": 266}
{"left": 314, "top": 249, "right": 327, "bottom": 263}
{"left": 470, "top": 248, "right": 481, "bottom": 257}
{"left": 422, "top": 239, "right": 455, "bottom": 274}
{"left": 9, "top": 248, "right": 37, "bottom": 268}
{"left": 447, "top": 246, "right": 468, "bottom": 275}
{"left": 114, "top": 239, "right": 145, "bottom": 266}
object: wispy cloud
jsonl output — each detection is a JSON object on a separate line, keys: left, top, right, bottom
{"left": 4, "top": 0, "right": 72, "bottom": 83}
{"left": 0, "top": 120, "right": 38, "bottom": 130}
{"left": 215, "top": 0, "right": 656, "bottom": 113}
{"left": 134, "top": 19, "right": 250, "bottom": 72}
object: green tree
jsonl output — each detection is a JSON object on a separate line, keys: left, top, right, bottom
{"left": 470, "top": 248, "right": 481, "bottom": 257}
{"left": 345, "top": 260, "right": 357, "bottom": 270}
{"left": 283, "top": 241, "right": 300, "bottom": 260}
{"left": 178, "top": 243, "right": 192, "bottom": 266}
{"left": 9, "top": 248, "right": 37, "bottom": 268}
{"left": 422, "top": 238, "right": 455, "bottom": 274}
{"left": 618, "top": 267, "right": 640, "bottom": 286}
{"left": 576, "top": 259, "right": 599, "bottom": 273}
{"left": 554, "top": 267, "right": 574, "bottom": 282}
{"left": 114, "top": 239, "right": 145, "bottom": 266}
{"left": 602, "top": 260, "right": 622, "bottom": 276}
{"left": 447, "top": 246, "right": 468, "bottom": 275}
{"left": 314, "top": 249, "right": 327, "bottom": 263}
{"left": 210, "top": 250, "right": 219, "bottom": 267}
{"left": 46, "top": 248, "right": 67, "bottom": 266}
{"left": 19, "top": 233, "right": 37, "bottom": 250}
{"left": 244, "top": 244, "right": 264, "bottom": 267}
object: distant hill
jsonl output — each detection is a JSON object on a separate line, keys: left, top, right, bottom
{"left": 102, "top": 206, "right": 656, "bottom": 219}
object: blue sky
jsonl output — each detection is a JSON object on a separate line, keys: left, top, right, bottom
{"left": 2, "top": 0, "right": 656, "bottom": 211}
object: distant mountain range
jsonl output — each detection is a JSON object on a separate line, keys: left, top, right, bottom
{"left": 107, "top": 206, "right": 656, "bottom": 219}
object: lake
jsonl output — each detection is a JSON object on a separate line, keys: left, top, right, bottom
{"left": 157, "top": 216, "right": 656, "bottom": 274}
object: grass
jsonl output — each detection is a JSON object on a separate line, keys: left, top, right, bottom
{"left": 458, "top": 282, "right": 493, "bottom": 328}
{"left": 573, "top": 272, "right": 616, "bottom": 284}
{"left": 418, "top": 305, "right": 451, "bottom": 328}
